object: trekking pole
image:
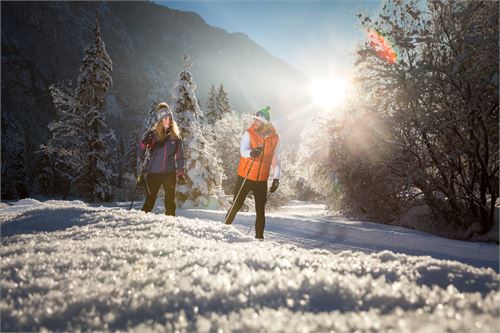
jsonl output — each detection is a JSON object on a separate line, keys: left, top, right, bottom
{"left": 129, "top": 147, "right": 151, "bottom": 210}
{"left": 129, "top": 178, "right": 141, "bottom": 210}
{"left": 224, "top": 157, "right": 257, "bottom": 224}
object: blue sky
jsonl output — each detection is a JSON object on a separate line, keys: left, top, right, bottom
{"left": 157, "top": 1, "right": 382, "bottom": 79}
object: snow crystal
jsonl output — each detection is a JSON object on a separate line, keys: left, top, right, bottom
{"left": 1, "top": 200, "right": 499, "bottom": 332}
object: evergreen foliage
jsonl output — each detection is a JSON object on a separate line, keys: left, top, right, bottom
{"left": 211, "top": 112, "right": 252, "bottom": 194}
{"left": 204, "top": 84, "right": 232, "bottom": 124}
{"left": 216, "top": 84, "right": 231, "bottom": 117}
{"left": 41, "top": 20, "right": 116, "bottom": 201}
{"left": 171, "top": 66, "right": 225, "bottom": 208}
{"left": 1, "top": 111, "right": 29, "bottom": 199}
{"left": 204, "top": 84, "right": 218, "bottom": 124}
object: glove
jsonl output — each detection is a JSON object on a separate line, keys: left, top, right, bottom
{"left": 143, "top": 131, "right": 154, "bottom": 146}
{"left": 250, "top": 146, "right": 263, "bottom": 158}
{"left": 177, "top": 172, "right": 187, "bottom": 185}
{"left": 269, "top": 179, "right": 279, "bottom": 193}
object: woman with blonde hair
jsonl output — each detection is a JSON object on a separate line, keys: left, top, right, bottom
{"left": 140, "top": 102, "right": 186, "bottom": 216}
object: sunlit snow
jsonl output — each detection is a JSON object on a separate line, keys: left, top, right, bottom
{"left": 1, "top": 199, "right": 499, "bottom": 332}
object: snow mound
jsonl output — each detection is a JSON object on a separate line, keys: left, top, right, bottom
{"left": 11, "top": 198, "right": 42, "bottom": 206}
{"left": 0, "top": 202, "right": 11, "bottom": 209}
{"left": 1, "top": 200, "right": 499, "bottom": 332}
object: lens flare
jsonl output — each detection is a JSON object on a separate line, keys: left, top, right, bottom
{"left": 368, "top": 29, "right": 397, "bottom": 64}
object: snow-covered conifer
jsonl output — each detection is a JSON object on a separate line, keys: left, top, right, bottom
{"left": 140, "top": 100, "right": 162, "bottom": 138}
{"left": 170, "top": 67, "right": 224, "bottom": 208}
{"left": 71, "top": 20, "right": 116, "bottom": 201}
{"left": 216, "top": 84, "right": 231, "bottom": 118}
{"left": 204, "top": 84, "right": 232, "bottom": 125}
{"left": 42, "top": 20, "right": 116, "bottom": 201}
{"left": 39, "top": 82, "right": 78, "bottom": 195}
{"left": 204, "top": 84, "right": 218, "bottom": 124}
{"left": 211, "top": 112, "right": 252, "bottom": 194}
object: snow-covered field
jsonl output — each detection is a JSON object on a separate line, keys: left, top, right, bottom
{"left": 1, "top": 199, "right": 499, "bottom": 332}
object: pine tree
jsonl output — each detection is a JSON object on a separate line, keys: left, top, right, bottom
{"left": 170, "top": 63, "right": 225, "bottom": 208}
{"left": 204, "top": 84, "right": 218, "bottom": 124}
{"left": 130, "top": 129, "right": 144, "bottom": 178}
{"left": 216, "top": 84, "right": 231, "bottom": 118}
{"left": 33, "top": 149, "right": 55, "bottom": 196}
{"left": 72, "top": 19, "right": 115, "bottom": 201}
{"left": 140, "top": 99, "right": 161, "bottom": 138}
{"left": 41, "top": 20, "right": 115, "bottom": 201}
{"left": 39, "top": 81, "right": 76, "bottom": 196}
{"left": 1, "top": 111, "right": 29, "bottom": 199}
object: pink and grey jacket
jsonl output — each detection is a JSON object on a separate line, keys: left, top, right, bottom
{"left": 140, "top": 131, "right": 185, "bottom": 176}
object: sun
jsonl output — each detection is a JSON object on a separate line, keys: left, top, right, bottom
{"left": 308, "top": 76, "right": 348, "bottom": 110}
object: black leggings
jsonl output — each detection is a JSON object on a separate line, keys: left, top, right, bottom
{"left": 225, "top": 176, "right": 268, "bottom": 239}
{"left": 142, "top": 172, "right": 177, "bottom": 216}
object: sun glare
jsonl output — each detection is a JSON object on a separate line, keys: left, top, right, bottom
{"left": 308, "top": 76, "right": 348, "bottom": 110}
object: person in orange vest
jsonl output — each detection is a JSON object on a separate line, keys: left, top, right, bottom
{"left": 225, "top": 106, "right": 281, "bottom": 240}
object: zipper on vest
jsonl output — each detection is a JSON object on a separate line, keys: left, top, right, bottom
{"left": 256, "top": 140, "right": 266, "bottom": 181}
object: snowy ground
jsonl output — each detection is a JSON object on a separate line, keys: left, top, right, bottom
{"left": 1, "top": 199, "right": 499, "bottom": 332}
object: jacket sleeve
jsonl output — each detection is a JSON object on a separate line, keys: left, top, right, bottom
{"left": 175, "top": 138, "right": 185, "bottom": 174}
{"left": 240, "top": 131, "right": 252, "bottom": 158}
{"left": 271, "top": 140, "right": 281, "bottom": 179}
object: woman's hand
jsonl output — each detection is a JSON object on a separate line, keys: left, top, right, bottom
{"left": 177, "top": 172, "right": 187, "bottom": 185}
{"left": 143, "top": 131, "right": 154, "bottom": 145}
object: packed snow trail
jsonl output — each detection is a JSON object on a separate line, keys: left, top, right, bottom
{"left": 1, "top": 199, "right": 499, "bottom": 332}
{"left": 153, "top": 201, "right": 498, "bottom": 271}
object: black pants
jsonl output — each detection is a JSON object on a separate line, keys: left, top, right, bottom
{"left": 225, "top": 176, "right": 268, "bottom": 239}
{"left": 142, "top": 172, "right": 177, "bottom": 216}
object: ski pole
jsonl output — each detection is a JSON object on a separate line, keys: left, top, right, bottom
{"left": 128, "top": 175, "right": 142, "bottom": 210}
{"left": 224, "top": 157, "right": 257, "bottom": 224}
{"left": 129, "top": 146, "right": 151, "bottom": 210}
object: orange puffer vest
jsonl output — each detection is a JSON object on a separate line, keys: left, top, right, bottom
{"left": 237, "top": 125, "right": 279, "bottom": 181}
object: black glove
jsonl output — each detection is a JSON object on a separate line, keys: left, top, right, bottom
{"left": 143, "top": 131, "right": 154, "bottom": 145}
{"left": 269, "top": 179, "right": 279, "bottom": 193}
{"left": 177, "top": 173, "right": 187, "bottom": 185}
{"left": 250, "top": 146, "right": 263, "bottom": 158}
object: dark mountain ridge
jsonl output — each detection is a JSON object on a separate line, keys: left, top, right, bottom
{"left": 1, "top": 1, "right": 309, "bottom": 198}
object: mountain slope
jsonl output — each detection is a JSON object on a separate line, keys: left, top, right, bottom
{"left": 1, "top": 1, "right": 309, "bottom": 197}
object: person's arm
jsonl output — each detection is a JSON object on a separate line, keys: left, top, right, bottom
{"left": 240, "top": 131, "right": 252, "bottom": 158}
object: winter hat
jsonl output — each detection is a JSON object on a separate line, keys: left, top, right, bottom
{"left": 254, "top": 106, "right": 271, "bottom": 123}
{"left": 157, "top": 105, "right": 174, "bottom": 122}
